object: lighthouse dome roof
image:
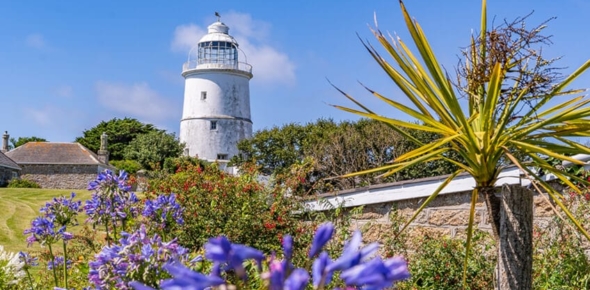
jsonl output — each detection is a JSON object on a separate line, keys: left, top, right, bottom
{"left": 198, "top": 21, "right": 239, "bottom": 46}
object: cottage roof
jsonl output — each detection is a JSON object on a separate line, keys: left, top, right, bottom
{"left": 0, "top": 151, "right": 20, "bottom": 170}
{"left": 5, "top": 142, "right": 107, "bottom": 165}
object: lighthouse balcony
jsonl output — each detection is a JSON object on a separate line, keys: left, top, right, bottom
{"left": 182, "top": 59, "right": 252, "bottom": 75}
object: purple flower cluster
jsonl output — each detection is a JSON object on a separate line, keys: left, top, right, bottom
{"left": 130, "top": 222, "right": 409, "bottom": 290}
{"left": 88, "top": 224, "right": 192, "bottom": 290}
{"left": 267, "top": 235, "right": 310, "bottom": 290}
{"left": 205, "top": 235, "right": 265, "bottom": 279}
{"left": 24, "top": 192, "right": 83, "bottom": 289}
{"left": 129, "top": 263, "right": 224, "bottom": 290}
{"left": 142, "top": 193, "right": 184, "bottom": 231}
{"left": 24, "top": 216, "right": 69, "bottom": 247}
{"left": 47, "top": 256, "right": 72, "bottom": 270}
{"left": 309, "top": 223, "right": 410, "bottom": 289}
{"left": 84, "top": 192, "right": 140, "bottom": 225}
{"left": 25, "top": 193, "right": 82, "bottom": 247}
{"left": 40, "top": 192, "right": 83, "bottom": 227}
{"left": 18, "top": 252, "right": 38, "bottom": 268}
{"left": 88, "top": 169, "right": 132, "bottom": 192}
{"left": 85, "top": 170, "right": 140, "bottom": 237}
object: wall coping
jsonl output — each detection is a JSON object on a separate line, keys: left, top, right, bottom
{"left": 304, "top": 154, "right": 590, "bottom": 211}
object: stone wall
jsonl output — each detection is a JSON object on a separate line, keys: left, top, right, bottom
{"left": 19, "top": 164, "right": 99, "bottom": 189}
{"left": 350, "top": 189, "right": 556, "bottom": 243}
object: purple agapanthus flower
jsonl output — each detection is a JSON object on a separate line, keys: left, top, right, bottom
{"left": 88, "top": 169, "right": 132, "bottom": 192}
{"left": 24, "top": 217, "right": 65, "bottom": 246}
{"left": 129, "top": 222, "right": 409, "bottom": 289}
{"left": 340, "top": 256, "right": 410, "bottom": 289}
{"left": 40, "top": 192, "right": 82, "bottom": 227}
{"left": 142, "top": 193, "right": 184, "bottom": 231}
{"left": 309, "top": 222, "right": 334, "bottom": 258}
{"left": 88, "top": 224, "right": 192, "bottom": 289}
{"left": 284, "top": 268, "right": 310, "bottom": 290}
{"left": 47, "top": 256, "right": 72, "bottom": 270}
{"left": 84, "top": 170, "right": 140, "bottom": 231}
{"left": 205, "top": 236, "right": 264, "bottom": 279}
{"left": 326, "top": 230, "right": 379, "bottom": 272}
{"left": 18, "top": 251, "right": 39, "bottom": 267}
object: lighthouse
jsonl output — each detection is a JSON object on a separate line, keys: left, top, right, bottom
{"left": 179, "top": 15, "right": 253, "bottom": 166}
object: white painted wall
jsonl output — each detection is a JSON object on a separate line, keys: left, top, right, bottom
{"left": 180, "top": 69, "right": 252, "bottom": 161}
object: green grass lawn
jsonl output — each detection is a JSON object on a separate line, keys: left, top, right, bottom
{"left": 0, "top": 188, "right": 92, "bottom": 253}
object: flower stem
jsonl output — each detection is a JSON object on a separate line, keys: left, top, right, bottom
{"left": 62, "top": 240, "right": 69, "bottom": 289}
{"left": 105, "top": 218, "right": 111, "bottom": 246}
{"left": 24, "top": 268, "right": 34, "bottom": 290}
{"left": 47, "top": 244, "right": 59, "bottom": 288}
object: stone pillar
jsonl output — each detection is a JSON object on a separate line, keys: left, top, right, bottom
{"left": 97, "top": 132, "right": 109, "bottom": 164}
{"left": 1, "top": 131, "right": 8, "bottom": 152}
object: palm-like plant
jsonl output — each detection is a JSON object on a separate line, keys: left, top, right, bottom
{"left": 334, "top": 0, "right": 590, "bottom": 287}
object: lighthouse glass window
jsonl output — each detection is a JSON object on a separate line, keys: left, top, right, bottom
{"left": 210, "top": 121, "right": 217, "bottom": 130}
{"left": 198, "top": 41, "right": 238, "bottom": 66}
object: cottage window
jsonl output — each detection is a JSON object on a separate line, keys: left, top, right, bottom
{"left": 217, "top": 154, "right": 228, "bottom": 160}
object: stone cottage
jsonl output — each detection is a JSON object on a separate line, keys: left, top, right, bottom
{"left": 5, "top": 141, "right": 113, "bottom": 189}
{"left": 0, "top": 131, "right": 21, "bottom": 186}
{"left": 0, "top": 152, "right": 20, "bottom": 186}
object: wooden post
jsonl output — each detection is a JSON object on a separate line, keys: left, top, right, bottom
{"left": 497, "top": 185, "right": 533, "bottom": 289}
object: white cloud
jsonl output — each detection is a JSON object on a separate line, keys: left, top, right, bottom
{"left": 24, "top": 105, "right": 59, "bottom": 127}
{"left": 95, "top": 81, "right": 176, "bottom": 121}
{"left": 171, "top": 12, "right": 296, "bottom": 86}
{"left": 171, "top": 24, "right": 207, "bottom": 53}
{"left": 25, "top": 33, "right": 46, "bottom": 49}
{"left": 55, "top": 85, "right": 73, "bottom": 98}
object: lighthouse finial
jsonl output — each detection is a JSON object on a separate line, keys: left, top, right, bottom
{"left": 215, "top": 12, "right": 221, "bottom": 22}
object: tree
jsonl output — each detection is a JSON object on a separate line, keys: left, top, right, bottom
{"left": 233, "top": 118, "right": 458, "bottom": 193}
{"left": 9, "top": 136, "right": 47, "bottom": 149}
{"left": 123, "top": 131, "right": 185, "bottom": 170}
{"left": 335, "top": 1, "right": 590, "bottom": 288}
{"left": 76, "top": 118, "right": 160, "bottom": 161}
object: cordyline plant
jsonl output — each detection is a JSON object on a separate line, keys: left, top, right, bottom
{"left": 333, "top": 0, "right": 590, "bottom": 287}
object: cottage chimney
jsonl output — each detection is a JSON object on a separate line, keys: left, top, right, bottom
{"left": 1, "top": 131, "right": 8, "bottom": 153}
{"left": 97, "top": 132, "right": 109, "bottom": 164}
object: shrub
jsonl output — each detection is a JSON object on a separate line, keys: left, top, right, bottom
{"left": 377, "top": 207, "right": 496, "bottom": 289}
{"left": 395, "top": 232, "right": 495, "bottom": 289}
{"left": 147, "top": 163, "right": 308, "bottom": 255}
{"left": 7, "top": 178, "right": 40, "bottom": 188}
{"left": 110, "top": 159, "right": 142, "bottom": 174}
{"left": 533, "top": 193, "right": 590, "bottom": 289}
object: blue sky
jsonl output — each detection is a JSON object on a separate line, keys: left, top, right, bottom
{"left": 1, "top": 0, "right": 589, "bottom": 142}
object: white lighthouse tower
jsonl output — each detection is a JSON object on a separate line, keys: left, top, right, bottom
{"left": 179, "top": 15, "right": 253, "bottom": 166}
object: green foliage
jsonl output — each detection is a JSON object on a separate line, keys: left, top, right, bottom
{"left": 533, "top": 194, "right": 590, "bottom": 289}
{"left": 109, "top": 159, "right": 143, "bottom": 174}
{"left": 233, "top": 118, "right": 458, "bottom": 193}
{"left": 146, "top": 163, "right": 308, "bottom": 254}
{"left": 373, "top": 206, "right": 495, "bottom": 289}
{"left": 75, "top": 117, "right": 160, "bottom": 161}
{"left": 9, "top": 136, "right": 47, "bottom": 149}
{"left": 123, "top": 131, "right": 185, "bottom": 170}
{"left": 395, "top": 232, "right": 496, "bottom": 289}
{"left": 7, "top": 179, "right": 41, "bottom": 188}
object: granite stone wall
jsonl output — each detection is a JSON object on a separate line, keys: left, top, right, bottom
{"left": 19, "top": 164, "right": 99, "bottom": 189}
{"left": 350, "top": 190, "right": 558, "bottom": 244}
